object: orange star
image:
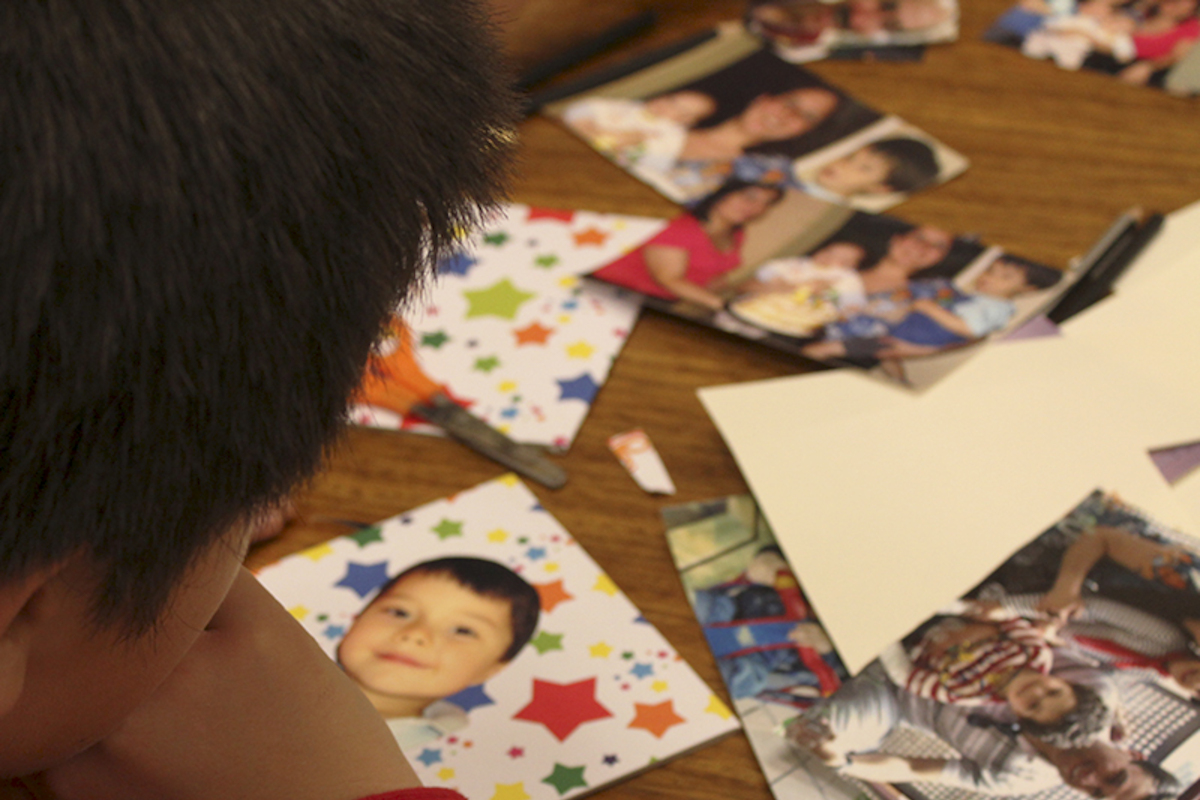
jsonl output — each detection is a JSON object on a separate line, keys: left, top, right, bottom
{"left": 572, "top": 227, "right": 609, "bottom": 247}
{"left": 527, "top": 207, "right": 575, "bottom": 222}
{"left": 532, "top": 579, "right": 574, "bottom": 613}
{"left": 627, "top": 700, "right": 685, "bottom": 739}
{"left": 513, "top": 322, "right": 554, "bottom": 346}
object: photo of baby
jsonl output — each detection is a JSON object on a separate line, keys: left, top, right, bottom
{"left": 787, "top": 490, "right": 1200, "bottom": 800}
{"left": 337, "top": 556, "right": 540, "bottom": 749}
{"left": 746, "top": 0, "right": 959, "bottom": 63}
{"left": 987, "top": 0, "right": 1200, "bottom": 94}
{"left": 255, "top": 476, "right": 742, "bottom": 800}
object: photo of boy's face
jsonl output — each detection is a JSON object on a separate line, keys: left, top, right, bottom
{"left": 338, "top": 571, "right": 515, "bottom": 712}
{"left": 816, "top": 146, "right": 893, "bottom": 195}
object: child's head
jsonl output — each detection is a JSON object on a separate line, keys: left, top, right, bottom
{"left": 644, "top": 90, "right": 717, "bottom": 127}
{"left": 1009, "top": 675, "right": 1114, "bottom": 748}
{"left": 815, "top": 138, "right": 940, "bottom": 197}
{"left": 337, "top": 557, "right": 541, "bottom": 718}
{"left": 0, "top": 0, "right": 514, "bottom": 776}
{"left": 810, "top": 241, "right": 868, "bottom": 271}
{"left": 973, "top": 257, "right": 1063, "bottom": 298}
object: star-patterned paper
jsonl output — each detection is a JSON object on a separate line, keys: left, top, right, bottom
{"left": 350, "top": 205, "right": 665, "bottom": 451}
{"left": 256, "top": 476, "right": 739, "bottom": 800}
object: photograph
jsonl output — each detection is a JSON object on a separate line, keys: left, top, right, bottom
{"left": 256, "top": 476, "right": 741, "bottom": 800}
{"left": 787, "top": 490, "right": 1200, "bottom": 800}
{"left": 662, "top": 495, "right": 859, "bottom": 800}
{"left": 585, "top": 197, "right": 1070, "bottom": 389}
{"left": 746, "top": 0, "right": 959, "bottom": 63}
{"left": 986, "top": 0, "right": 1200, "bottom": 94}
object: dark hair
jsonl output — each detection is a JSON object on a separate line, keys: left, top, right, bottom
{"left": 866, "top": 137, "right": 940, "bottom": 193}
{"left": 1017, "top": 683, "right": 1112, "bottom": 747}
{"left": 1, "top": 0, "right": 517, "bottom": 634}
{"left": 690, "top": 179, "right": 786, "bottom": 226}
{"left": 378, "top": 557, "right": 541, "bottom": 662}
{"left": 1132, "top": 759, "right": 1181, "bottom": 800}
{"left": 994, "top": 256, "right": 1063, "bottom": 291}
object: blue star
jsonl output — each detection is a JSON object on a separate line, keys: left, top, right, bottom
{"left": 444, "top": 684, "right": 495, "bottom": 713}
{"left": 561, "top": 299, "right": 579, "bottom": 310}
{"left": 322, "top": 624, "right": 346, "bottom": 641}
{"left": 499, "top": 407, "right": 519, "bottom": 419}
{"left": 438, "top": 251, "right": 478, "bottom": 277}
{"left": 531, "top": 503, "right": 545, "bottom": 512}
{"left": 556, "top": 373, "right": 598, "bottom": 403}
{"left": 416, "top": 749, "right": 442, "bottom": 767}
{"left": 526, "top": 547, "right": 547, "bottom": 560}
{"left": 335, "top": 561, "right": 390, "bottom": 598}
{"left": 630, "top": 662, "right": 654, "bottom": 679}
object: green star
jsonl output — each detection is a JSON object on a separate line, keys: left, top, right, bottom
{"left": 473, "top": 355, "right": 501, "bottom": 373}
{"left": 621, "top": 651, "right": 634, "bottom": 660}
{"left": 542, "top": 763, "right": 587, "bottom": 795}
{"left": 463, "top": 279, "right": 535, "bottom": 320}
{"left": 348, "top": 525, "right": 384, "bottom": 548}
{"left": 483, "top": 231, "right": 509, "bottom": 246}
{"left": 431, "top": 518, "right": 464, "bottom": 540}
{"left": 420, "top": 330, "right": 450, "bottom": 349}
{"left": 530, "top": 630, "right": 564, "bottom": 654}
{"left": 534, "top": 253, "right": 560, "bottom": 269}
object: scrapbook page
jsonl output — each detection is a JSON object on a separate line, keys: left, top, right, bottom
{"left": 985, "top": 1, "right": 1200, "bottom": 95}
{"left": 544, "top": 26, "right": 966, "bottom": 211}
{"left": 350, "top": 205, "right": 663, "bottom": 450}
{"left": 745, "top": 0, "right": 958, "bottom": 63}
{"left": 584, "top": 198, "right": 1070, "bottom": 390}
{"left": 662, "top": 494, "right": 860, "bottom": 800}
{"left": 256, "top": 475, "right": 740, "bottom": 800}
{"left": 787, "top": 490, "right": 1200, "bottom": 800}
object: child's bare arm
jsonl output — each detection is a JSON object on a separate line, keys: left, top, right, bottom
{"left": 908, "top": 298, "right": 975, "bottom": 338}
{"left": 39, "top": 569, "right": 419, "bottom": 800}
{"left": 1040, "top": 525, "right": 1186, "bottom": 617}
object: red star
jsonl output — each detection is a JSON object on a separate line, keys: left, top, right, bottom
{"left": 513, "top": 322, "right": 554, "bottom": 345}
{"left": 507, "top": 747, "right": 525, "bottom": 758}
{"left": 532, "top": 579, "right": 574, "bottom": 613}
{"left": 514, "top": 678, "right": 612, "bottom": 741}
{"left": 627, "top": 700, "right": 685, "bottom": 739}
{"left": 572, "top": 227, "right": 609, "bottom": 247}
{"left": 527, "top": 207, "right": 575, "bottom": 222}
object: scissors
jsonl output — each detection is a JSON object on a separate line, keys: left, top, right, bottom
{"left": 358, "top": 318, "right": 567, "bottom": 489}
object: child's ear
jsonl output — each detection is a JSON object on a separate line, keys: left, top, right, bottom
{"left": 0, "top": 563, "right": 65, "bottom": 715}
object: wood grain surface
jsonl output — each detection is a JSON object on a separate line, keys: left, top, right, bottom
{"left": 246, "top": 2, "right": 1200, "bottom": 797}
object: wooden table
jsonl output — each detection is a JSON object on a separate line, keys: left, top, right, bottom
{"left": 247, "top": 2, "right": 1200, "bottom": 797}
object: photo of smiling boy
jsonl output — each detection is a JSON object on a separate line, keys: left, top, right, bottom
{"left": 338, "top": 557, "right": 541, "bottom": 748}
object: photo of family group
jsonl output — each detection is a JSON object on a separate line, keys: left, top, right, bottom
{"left": 986, "top": 0, "right": 1200, "bottom": 94}
{"left": 746, "top": 0, "right": 959, "bottom": 63}
{"left": 584, "top": 192, "right": 1068, "bottom": 388}
{"left": 788, "top": 490, "right": 1200, "bottom": 800}
{"left": 547, "top": 30, "right": 966, "bottom": 211}
{"left": 662, "top": 495, "right": 858, "bottom": 800}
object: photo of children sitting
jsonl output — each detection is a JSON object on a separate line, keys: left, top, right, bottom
{"left": 336, "top": 556, "right": 541, "bottom": 749}
{"left": 987, "top": 0, "right": 1200, "bottom": 92}
{"left": 801, "top": 254, "right": 1063, "bottom": 365}
{"left": 745, "top": 0, "right": 959, "bottom": 63}
{"left": 785, "top": 491, "right": 1197, "bottom": 800}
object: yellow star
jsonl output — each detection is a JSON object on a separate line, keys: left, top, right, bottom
{"left": 437, "top": 768, "right": 456, "bottom": 781}
{"left": 487, "top": 528, "right": 509, "bottom": 543}
{"left": 498, "top": 380, "right": 518, "bottom": 393}
{"left": 287, "top": 605, "right": 309, "bottom": 621}
{"left": 491, "top": 783, "right": 531, "bottom": 800}
{"left": 499, "top": 473, "right": 520, "bottom": 487}
{"left": 557, "top": 275, "right": 580, "bottom": 289}
{"left": 544, "top": 561, "right": 560, "bottom": 573}
{"left": 652, "top": 680, "right": 669, "bottom": 693}
{"left": 301, "top": 543, "right": 334, "bottom": 561}
{"left": 589, "top": 641, "right": 613, "bottom": 658}
{"left": 557, "top": 314, "right": 571, "bottom": 324}
{"left": 593, "top": 573, "right": 618, "bottom": 596}
{"left": 566, "top": 341, "right": 595, "bottom": 359}
{"left": 705, "top": 694, "right": 734, "bottom": 719}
